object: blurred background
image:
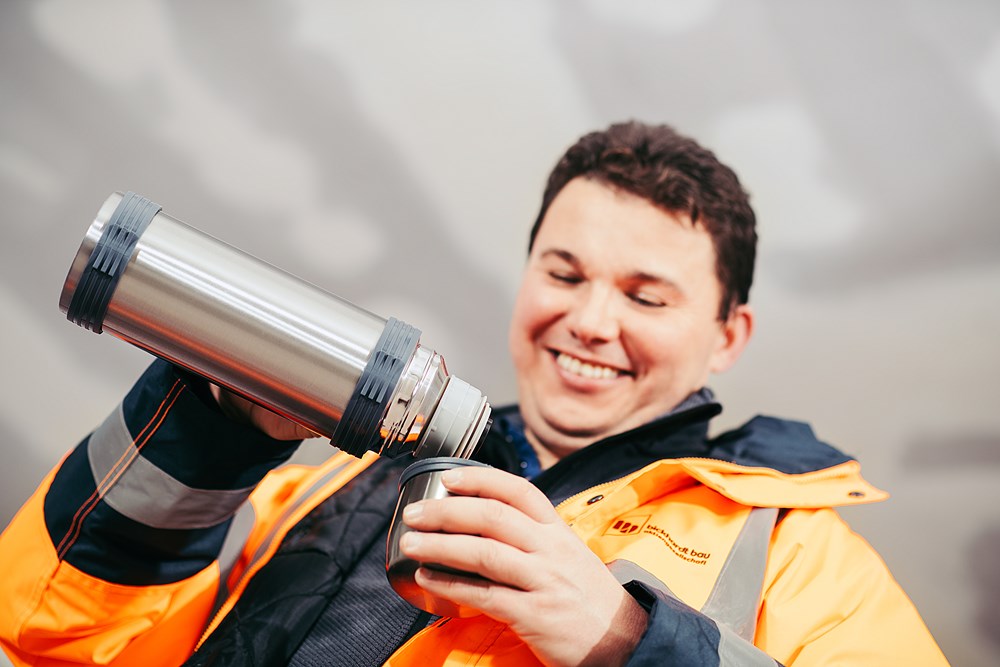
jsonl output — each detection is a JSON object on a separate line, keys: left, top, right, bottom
{"left": 1, "top": 1, "right": 998, "bottom": 664}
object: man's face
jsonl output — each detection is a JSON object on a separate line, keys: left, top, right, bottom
{"left": 508, "top": 177, "right": 749, "bottom": 458}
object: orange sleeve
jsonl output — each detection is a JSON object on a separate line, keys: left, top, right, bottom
{"left": 0, "top": 466, "right": 217, "bottom": 667}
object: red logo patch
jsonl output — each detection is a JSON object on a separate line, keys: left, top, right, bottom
{"left": 605, "top": 515, "right": 650, "bottom": 536}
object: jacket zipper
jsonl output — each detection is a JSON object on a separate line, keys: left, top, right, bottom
{"left": 552, "top": 476, "right": 631, "bottom": 518}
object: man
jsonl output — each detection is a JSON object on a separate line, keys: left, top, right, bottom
{"left": 0, "top": 122, "right": 947, "bottom": 665}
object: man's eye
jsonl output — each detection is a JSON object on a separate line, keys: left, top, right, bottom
{"left": 629, "top": 292, "right": 666, "bottom": 308}
{"left": 548, "top": 271, "right": 582, "bottom": 284}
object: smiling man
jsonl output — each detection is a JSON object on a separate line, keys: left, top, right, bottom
{"left": 0, "top": 122, "right": 947, "bottom": 666}
{"left": 392, "top": 123, "right": 947, "bottom": 666}
{"left": 510, "top": 176, "right": 751, "bottom": 464}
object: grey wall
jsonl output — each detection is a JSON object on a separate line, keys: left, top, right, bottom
{"left": 1, "top": 1, "right": 998, "bottom": 665}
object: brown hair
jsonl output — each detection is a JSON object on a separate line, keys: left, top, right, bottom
{"left": 529, "top": 121, "right": 756, "bottom": 320}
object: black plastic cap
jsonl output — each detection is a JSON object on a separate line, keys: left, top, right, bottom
{"left": 333, "top": 317, "right": 420, "bottom": 457}
{"left": 66, "top": 192, "right": 161, "bottom": 333}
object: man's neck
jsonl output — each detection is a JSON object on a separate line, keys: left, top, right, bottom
{"left": 522, "top": 388, "right": 717, "bottom": 471}
{"left": 523, "top": 429, "right": 566, "bottom": 471}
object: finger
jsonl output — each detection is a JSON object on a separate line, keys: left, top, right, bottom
{"left": 413, "top": 566, "right": 522, "bottom": 621}
{"left": 400, "top": 530, "right": 539, "bottom": 592}
{"left": 213, "top": 384, "right": 315, "bottom": 440}
{"left": 247, "top": 403, "right": 316, "bottom": 440}
{"left": 440, "top": 466, "right": 560, "bottom": 524}
{"left": 403, "top": 496, "right": 543, "bottom": 552}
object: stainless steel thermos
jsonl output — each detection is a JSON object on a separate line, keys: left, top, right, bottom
{"left": 59, "top": 191, "right": 492, "bottom": 461}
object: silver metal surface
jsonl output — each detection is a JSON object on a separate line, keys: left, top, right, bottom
{"left": 62, "top": 193, "right": 384, "bottom": 437}
{"left": 380, "top": 345, "right": 448, "bottom": 456}
{"left": 59, "top": 192, "right": 123, "bottom": 316}
{"left": 414, "top": 377, "right": 491, "bottom": 459}
{"left": 386, "top": 461, "right": 488, "bottom": 617}
{"left": 60, "top": 192, "right": 492, "bottom": 459}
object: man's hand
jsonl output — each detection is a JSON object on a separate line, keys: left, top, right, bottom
{"left": 400, "top": 466, "right": 648, "bottom": 667}
{"left": 209, "top": 383, "right": 316, "bottom": 441}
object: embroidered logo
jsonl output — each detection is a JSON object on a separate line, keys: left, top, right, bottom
{"left": 643, "top": 524, "right": 712, "bottom": 565}
{"left": 604, "top": 515, "right": 649, "bottom": 536}
{"left": 604, "top": 516, "right": 713, "bottom": 565}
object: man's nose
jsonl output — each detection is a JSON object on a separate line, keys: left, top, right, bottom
{"left": 567, "top": 284, "right": 620, "bottom": 345}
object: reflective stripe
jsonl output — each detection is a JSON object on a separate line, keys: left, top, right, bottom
{"left": 219, "top": 501, "right": 256, "bottom": 576}
{"left": 608, "top": 505, "right": 778, "bottom": 645}
{"left": 88, "top": 405, "right": 256, "bottom": 529}
{"left": 607, "top": 558, "right": 678, "bottom": 599}
{"left": 196, "top": 458, "right": 358, "bottom": 648}
{"left": 239, "top": 459, "right": 354, "bottom": 581}
{"left": 718, "top": 622, "right": 781, "bottom": 666}
{"left": 211, "top": 500, "right": 257, "bottom": 614}
{"left": 699, "top": 506, "right": 779, "bottom": 642}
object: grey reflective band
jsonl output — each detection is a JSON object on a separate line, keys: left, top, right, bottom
{"left": 717, "top": 623, "right": 782, "bottom": 666}
{"left": 609, "top": 551, "right": 781, "bottom": 666}
{"left": 87, "top": 406, "right": 256, "bottom": 529}
{"left": 240, "top": 459, "right": 353, "bottom": 576}
{"left": 609, "top": 505, "right": 778, "bottom": 644}
{"left": 206, "top": 459, "right": 352, "bottom": 621}
{"left": 67, "top": 191, "right": 161, "bottom": 333}
{"left": 211, "top": 501, "right": 258, "bottom": 614}
{"left": 218, "top": 501, "right": 257, "bottom": 577}
{"left": 700, "top": 506, "right": 779, "bottom": 642}
{"left": 608, "top": 558, "right": 678, "bottom": 600}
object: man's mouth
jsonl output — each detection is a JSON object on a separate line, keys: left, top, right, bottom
{"left": 554, "top": 352, "right": 627, "bottom": 380}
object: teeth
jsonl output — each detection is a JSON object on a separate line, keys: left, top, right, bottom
{"left": 556, "top": 353, "right": 621, "bottom": 379}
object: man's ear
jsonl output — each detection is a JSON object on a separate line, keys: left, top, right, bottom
{"left": 709, "top": 304, "right": 754, "bottom": 374}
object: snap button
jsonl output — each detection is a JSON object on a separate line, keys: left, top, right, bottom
{"left": 587, "top": 494, "right": 604, "bottom": 505}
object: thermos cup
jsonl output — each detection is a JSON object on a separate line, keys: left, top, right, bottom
{"left": 386, "top": 457, "right": 494, "bottom": 617}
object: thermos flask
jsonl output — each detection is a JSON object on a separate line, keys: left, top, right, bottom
{"left": 59, "top": 191, "right": 492, "bottom": 461}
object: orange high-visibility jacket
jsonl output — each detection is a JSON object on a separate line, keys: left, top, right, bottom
{"left": 0, "top": 362, "right": 948, "bottom": 665}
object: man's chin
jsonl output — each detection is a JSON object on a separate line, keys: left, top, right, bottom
{"left": 520, "top": 398, "right": 634, "bottom": 451}
{"left": 537, "top": 404, "right": 660, "bottom": 444}
{"left": 537, "top": 414, "right": 616, "bottom": 443}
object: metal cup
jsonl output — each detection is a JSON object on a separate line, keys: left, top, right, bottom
{"left": 386, "top": 457, "right": 493, "bottom": 617}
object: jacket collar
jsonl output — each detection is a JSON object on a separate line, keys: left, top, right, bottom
{"left": 479, "top": 388, "right": 873, "bottom": 506}
{"left": 480, "top": 392, "right": 721, "bottom": 504}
